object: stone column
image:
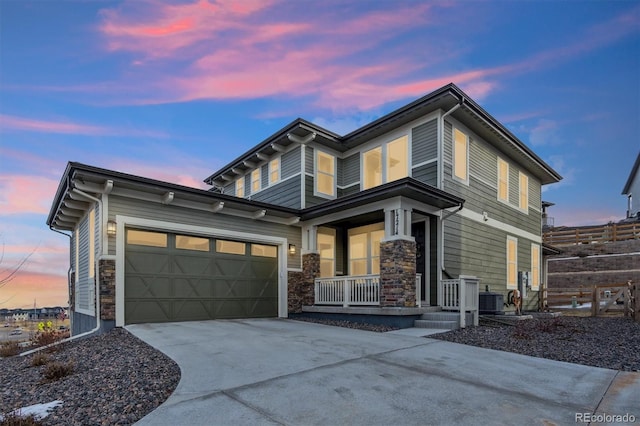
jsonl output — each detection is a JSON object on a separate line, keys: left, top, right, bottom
{"left": 380, "top": 239, "right": 417, "bottom": 307}
{"left": 287, "top": 252, "right": 320, "bottom": 313}
{"left": 99, "top": 259, "right": 116, "bottom": 321}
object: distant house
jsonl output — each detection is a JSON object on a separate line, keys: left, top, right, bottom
{"left": 47, "top": 83, "right": 561, "bottom": 335}
{"left": 622, "top": 152, "right": 640, "bottom": 220}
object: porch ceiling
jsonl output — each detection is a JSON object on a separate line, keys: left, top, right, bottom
{"left": 300, "top": 177, "right": 464, "bottom": 221}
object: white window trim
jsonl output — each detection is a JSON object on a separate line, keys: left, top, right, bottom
{"left": 314, "top": 149, "right": 336, "bottom": 199}
{"left": 318, "top": 227, "right": 336, "bottom": 278}
{"left": 531, "top": 243, "right": 541, "bottom": 291}
{"left": 497, "top": 156, "right": 510, "bottom": 204}
{"left": 507, "top": 236, "right": 518, "bottom": 290}
{"left": 235, "top": 176, "right": 245, "bottom": 198}
{"left": 452, "top": 126, "right": 469, "bottom": 185}
{"left": 269, "top": 157, "right": 281, "bottom": 186}
{"left": 361, "top": 135, "right": 410, "bottom": 191}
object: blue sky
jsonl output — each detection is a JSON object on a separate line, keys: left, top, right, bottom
{"left": 0, "top": 0, "right": 639, "bottom": 308}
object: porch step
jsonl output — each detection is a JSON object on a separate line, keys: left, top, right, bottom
{"left": 413, "top": 311, "right": 475, "bottom": 330}
{"left": 414, "top": 319, "right": 459, "bottom": 330}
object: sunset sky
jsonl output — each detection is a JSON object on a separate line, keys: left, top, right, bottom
{"left": 0, "top": 0, "right": 638, "bottom": 309}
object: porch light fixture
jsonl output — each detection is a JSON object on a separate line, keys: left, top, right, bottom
{"left": 288, "top": 244, "right": 296, "bottom": 255}
{"left": 107, "top": 220, "right": 117, "bottom": 236}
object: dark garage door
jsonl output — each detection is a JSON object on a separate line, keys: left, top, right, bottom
{"left": 125, "top": 229, "right": 278, "bottom": 324}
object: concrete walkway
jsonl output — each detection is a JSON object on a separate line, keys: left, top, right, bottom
{"left": 127, "top": 319, "right": 640, "bottom": 426}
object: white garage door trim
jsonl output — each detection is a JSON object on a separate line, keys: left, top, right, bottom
{"left": 115, "top": 215, "right": 289, "bottom": 327}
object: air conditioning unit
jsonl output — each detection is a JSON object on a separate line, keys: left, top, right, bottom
{"left": 479, "top": 292, "right": 504, "bottom": 314}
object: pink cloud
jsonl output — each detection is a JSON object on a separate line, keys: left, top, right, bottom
{"left": 0, "top": 175, "right": 60, "bottom": 215}
{"left": 0, "top": 114, "right": 168, "bottom": 138}
{"left": 0, "top": 271, "right": 68, "bottom": 309}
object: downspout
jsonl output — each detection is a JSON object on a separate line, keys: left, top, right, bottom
{"left": 439, "top": 95, "right": 464, "bottom": 281}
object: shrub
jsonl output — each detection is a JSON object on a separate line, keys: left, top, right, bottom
{"left": 30, "top": 353, "right": 49, "bottom": 367}
{"left": 33, "top": 330, "right": 65, "bottom": 350}
{"left": 42, "top": 362, "right": 74, "bottom": 381}
{"left": 0, "top": 342, "right": 20, "bottom": 358}
{"left": 0, "top": 412, "right": 44, "bottom": 426}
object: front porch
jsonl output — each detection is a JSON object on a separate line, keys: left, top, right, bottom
{"left": 306, "top": 273, "right": 479, "bottom": 328}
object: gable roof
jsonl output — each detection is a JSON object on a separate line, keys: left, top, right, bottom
{"left": 204, "top": 83, "right": 561, "bottom": 187}
{"left": 622, "top": 152, "right": 640, "bottom": 195}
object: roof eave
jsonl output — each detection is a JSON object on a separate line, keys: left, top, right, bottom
{"left": 622, "top": 152, "right": 640, "bottom": 195}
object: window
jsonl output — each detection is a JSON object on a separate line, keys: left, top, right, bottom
{"left": 176, "top": 235, "right": 209, "bottom": 252}
{"left": 386, "top": 136, "right": 409, "bottom": 183}
{"left": 127, "top": 230, "right": 167, "bottom": 247}
{"left": 318, "top": 230, "right": 335, "bottom": 278}
{"left": 363, "top": 136, "right": 409, "bottom": 190}
{"left": 363, "top": 147, "right": 382, "bottom": 190}
{"left": 251, "top": 244, "right": 277, "bottom": 258}
{"left": 269, "top": 158, "right": 280, "bottom": 185}
{"left": 498, "top": 157, "right": 509, "bottom": 202}
{"left": 236, "top": 177, "right": 244, "bottom": 198}
{"left": 519, "top": 172, "right": 529, "bottom": 210}
{"left": 216, "top": 240, "right": 246, "bottom": 255}
{"left": 507, "top": 236, "right": 518, "bottom": 289}
{"left": 531, "top": 243, "right": 540, "bottom": 291}
{"left": 453, "top": 127, "right": 468, "bottom": 182}
{"left": 348, "top": 224, "right": 384, "bottom": 275}
{"left": 315, "top": 150, "right": 335, "bottom": 197}
{"left": 251, "top": 169, "right": 261, "bottom": 193}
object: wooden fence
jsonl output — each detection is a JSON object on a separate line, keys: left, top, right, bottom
{"left": 543, "top": 222, "right": 640, "bottom": 246}
{"left": 543, "top": 282, "right": 638, "bottom": 321}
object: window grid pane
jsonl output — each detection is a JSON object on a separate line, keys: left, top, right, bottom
{"left": 316, "top": 151, "right": 335, "bottom": 196}
{"left": 251, "top": 244, "right": 277, "bottom": 258}
{"left": 454, "top": 128, "right": 468, "bottom": 181}
{"left": 498, "top": 158, "right": 508, "bottom": 201}
{"left": 216, "top": 240, "right": 246, "bottom": 255}
{"left": 269, "top": 158, "right": 279, "bottom": 184}
{"left": 387, "top": 136, "right": 408, "bottom": 182}
{"left": 236, "top": 178, "right": 244, "bottom": 198}
{"left": 176, "top": 235, "right": 210, "bottom": 252}
{"left": 251, "top": 169, "right": 260, "bottom": 193}
{"left": 363, "top": 147, "right": 382, "bottom": 190}
{"left": 519, "top": 173, "right": 529, "bottom": 210}
{"left": 127, "top": 230, "right": 168, "bottom": 248}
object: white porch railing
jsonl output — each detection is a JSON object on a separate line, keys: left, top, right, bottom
{"left": 438, "top": 275, "right": 480, "bottom": 328}
{"left": 314, "top": 273, "right": 422, "bottom": 307}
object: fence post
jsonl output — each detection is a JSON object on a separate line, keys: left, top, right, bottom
{"left": 343, "top": 279, "right": 350, "bottom": 308}
{"left": 591, "top": 287, "right": 598, "bottom": 317}
{"left": 459, "top": 278, "right": 466, "bottom": 328}
{"left": 633, "top": 283, "right": 640, "bottom": 322}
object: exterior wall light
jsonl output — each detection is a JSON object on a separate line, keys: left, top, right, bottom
{"left": 107, "top": 220, "right": 117, "bottom": 236}
{"left": 288, "top": 244, "right": 296, "bottom": 255}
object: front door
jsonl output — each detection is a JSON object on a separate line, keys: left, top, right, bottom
{"left": 412, "top": 221, "right": 428, "bottom": 303}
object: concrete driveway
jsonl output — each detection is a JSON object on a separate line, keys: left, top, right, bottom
{"left": 127, "top": 319, "right": 640, "bottom": 426}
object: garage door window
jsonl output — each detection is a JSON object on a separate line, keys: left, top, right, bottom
{"left": 216, "top": 239, "right": 246, "bottom": 255}
{"left": 176, "top": 235, "right": 209, "bottom": 252}
{"left": 251, "top": 244, "right": 277, "bottom": 258}
{"left": 127, "top": 230, "right": 167, "bottom": 247}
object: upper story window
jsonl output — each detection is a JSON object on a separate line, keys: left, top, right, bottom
{"left": 453, "top": 127, "right": 469, "bottom": 183}
{"left": 251, "top": 169, "right": 261, "bottom": 193}
{"left": 315, "top": 150, "right": 336, "bottom": 198}
{"left": 363, "top": 147, "right": 382, "bottom": 189}
{"left": 386, "top": 136, "right": 409, "bottom": 182}
{"left": 269, "top": 158, "right": 280, "bottom": 185}
{"left": 363, "top": 135, "right": 409, "bottom": 190}
{"left": 497, "top": 157, "right": 509, "bottom": 202}
{"left": 519, "top": 172, "right": 529, "bottom": 211}
{"left": 235, "top": 176, "right": 244, "bottom": 198}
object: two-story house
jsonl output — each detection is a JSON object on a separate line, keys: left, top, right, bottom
{"left": 47, "top": 83, "right": 561, "bottom": 335}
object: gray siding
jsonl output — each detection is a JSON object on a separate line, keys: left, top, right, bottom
{"left": 223, "top": 181, "right": 234, "bottom": 196}
{"left": 338, "top": 185, "right": 360, "bottom": 198}
{"left": 305, "top": 175, "right": 332, "bottom": 208}
{"left": 509, "top": 165, "right": 519, "bottom": 206}
{"left": 412, "top": 119, "right": 438, "bottom": 164}
{"left": 412, "top": 163, "right": 438, "bottom": 186}
{"left": 261, "top": 163, "right": 269, "bottom": 188}
{"left": 443, "top": 121, "right": 453, "bottom": 164}
{"left": 251, "top": 176, "right": 302, "bottom": 209}
{"left": 341, "top": 153, "right": 359, "bottom": 187}
{"left": 108, "top": 195, "right": 302, "bottom": 269}
{"left": 529, "top": 174, "right": 541, "bottom": 210}
{"left": 305, "top": 146, "right": 314, "bottom": 174}
{"left": 76, "top": 213, "right": 90, "bottom": 313}
{"left": 469, "top": 136, "right": 497, "bottom": 186}
{"left": 282, "top": 146, "right": 301, "bottom": 179}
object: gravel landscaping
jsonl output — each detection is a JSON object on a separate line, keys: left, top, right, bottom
{"left": 1, "top": 315, "right": 637, "bottom": 424}
{"left": 431, "top": 316, "right": 640, "bottom": 372}
{"left": 0, "top": 328, "right": 180, "bottom": 425}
